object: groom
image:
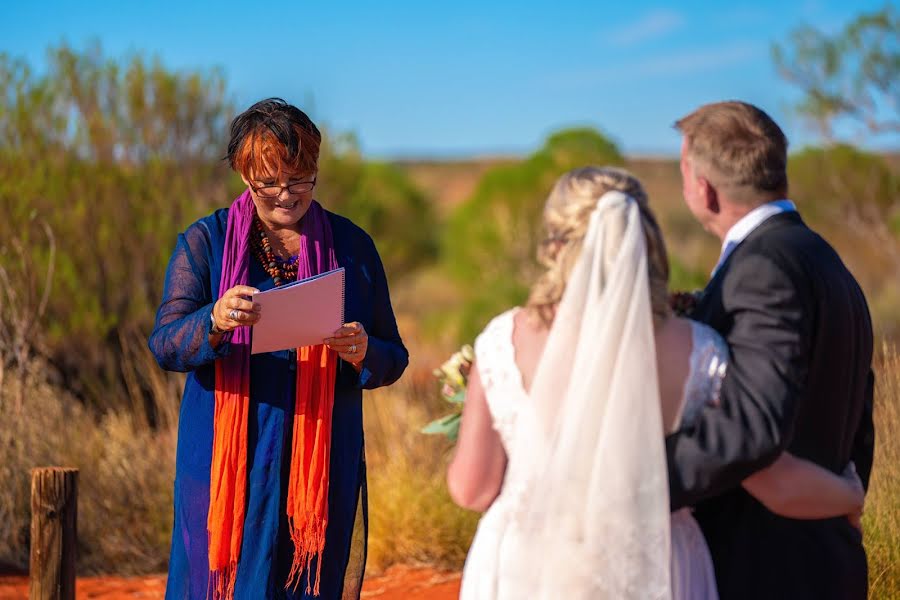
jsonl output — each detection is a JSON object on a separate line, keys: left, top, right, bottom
{"left": 666, "top": 101, "right": 875, "bottom": 599}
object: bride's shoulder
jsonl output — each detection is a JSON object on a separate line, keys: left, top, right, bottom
{"left": 482, "top": 307, "right": 522, "bottom": 332}
{"left": 474, "top": 307, "right": 521, "bottom": 351}
{"left": 472, "top": 308, "right": 522, "bottom": 397}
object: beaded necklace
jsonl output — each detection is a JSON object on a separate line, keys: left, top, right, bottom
{"left": 250, "top": 216, "right": 299, "bottom": 286}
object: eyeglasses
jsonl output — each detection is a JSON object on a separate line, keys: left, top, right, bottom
{"left": 250, "top": 177, "right": 317, "bottom": 198}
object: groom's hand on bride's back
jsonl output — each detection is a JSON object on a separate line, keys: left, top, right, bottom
{"left": 843, "top": 462, "right": 865, "bottom": 534}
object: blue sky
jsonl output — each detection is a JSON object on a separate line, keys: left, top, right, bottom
{"left": 3, "top": 0, "right": 895, "bottom": 158}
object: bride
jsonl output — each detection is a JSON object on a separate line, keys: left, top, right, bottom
{"left": 447, "top": 167, "right": 864, "bottom": 599}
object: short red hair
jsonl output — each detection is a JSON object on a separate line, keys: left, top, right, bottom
{"left": 226, "top": 98, "right": 321, "bottom": 179}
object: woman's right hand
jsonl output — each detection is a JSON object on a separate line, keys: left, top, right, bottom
{"left": 211, "top": 285, "right": 261, "bottom": 334}
{"left": 842, "top": 462, "right": 865, "bottom": 534}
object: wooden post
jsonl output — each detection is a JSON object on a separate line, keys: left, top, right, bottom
{"left": 29, "top": 467, "right": 78, "bottom": 600}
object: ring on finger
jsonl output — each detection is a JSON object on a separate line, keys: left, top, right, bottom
{"left": 350, "top": 344, "right": 357, "bottom": 354}
{"left": 229, "top": 309, "right": 239, "bottom": 320}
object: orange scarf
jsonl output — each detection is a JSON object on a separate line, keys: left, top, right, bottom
{"left": 209, "top": 193, "right": 338, "bottom": 598}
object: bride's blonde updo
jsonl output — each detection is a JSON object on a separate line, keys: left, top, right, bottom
{"left": 526, "top": 166, "right": 671, "bottom": 328}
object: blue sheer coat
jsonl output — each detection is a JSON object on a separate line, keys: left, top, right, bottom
{"left": 148, "top": 208, "right": 408, "bottom": 600}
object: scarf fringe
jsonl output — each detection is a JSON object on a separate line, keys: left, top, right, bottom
{"left": 286, "top": 516, "right": 328, "bottom": 596}
{"left": 209, "top": 562, "right": 238, "bottom": 600}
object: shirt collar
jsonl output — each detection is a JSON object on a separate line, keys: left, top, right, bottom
{"left": 713, "top": 199, "right": 797, "bottom": 275}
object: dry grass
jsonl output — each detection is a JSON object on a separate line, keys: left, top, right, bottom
{"left": 362, "top": 321, "right": 481, "bottom": 572}
{"left": 0, "top": 358, "right": 176, "bottom": 575}
{"left": 867, "top": 344, "right": 900, "bottom": 599}
{"left": 364, "top": 380, "right": 480, "bottom": 572}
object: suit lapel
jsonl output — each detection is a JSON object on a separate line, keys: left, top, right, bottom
{"left": 692, "top": 211, "right": 804, "bottom": 324}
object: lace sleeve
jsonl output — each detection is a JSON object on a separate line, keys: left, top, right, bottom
{"left": 148, "top": 223, "right": 231, "bottom": 372}
{"left": 473, "top": 309, "right": 520, "bottom": 450}
{"left": 677, "top": 321, "right": 729, "bottom": 428}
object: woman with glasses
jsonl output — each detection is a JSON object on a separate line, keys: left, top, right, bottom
{"left": 149, "top": 98, "right": 408, "bottom": 600}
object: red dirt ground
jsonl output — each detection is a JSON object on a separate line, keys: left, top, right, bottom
{"left": 0, "top": 565, "right": 460, "bottom": 599}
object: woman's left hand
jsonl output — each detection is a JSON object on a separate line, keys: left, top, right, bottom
{"left": 325, "top": 322, "right": 368, "bottom": 368}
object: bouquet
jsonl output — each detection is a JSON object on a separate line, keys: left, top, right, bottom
{"left": 421, "top": 344, "right": 474, "bottom": 442}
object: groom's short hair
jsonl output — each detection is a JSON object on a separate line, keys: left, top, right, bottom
{"left": 675, "top": 101, "right": 788, "bottom": 203}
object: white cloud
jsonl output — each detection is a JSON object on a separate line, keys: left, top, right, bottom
{"left": 628, "top": 41, "right": 763, "bottom": 77}
{"left": 548, "top": 41, "right": 765, "bottom": 87}
{"left": 605, "top": 9, "right": 686, "bottom": 47}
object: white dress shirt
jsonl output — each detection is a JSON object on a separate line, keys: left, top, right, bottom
{"left": 711, "top": 199, "right": 797, "bottom": 276}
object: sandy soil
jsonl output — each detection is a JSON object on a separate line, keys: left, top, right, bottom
{"left": 0, "top": 565, "right": 460, "bottom": 599}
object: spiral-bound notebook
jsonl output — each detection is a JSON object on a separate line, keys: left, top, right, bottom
{"left": 250, "top": 267, "right": 346, "bottom": 354}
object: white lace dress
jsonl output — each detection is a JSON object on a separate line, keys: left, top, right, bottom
{"left": 459, "top": 308, "right": 726, "bottom": 600}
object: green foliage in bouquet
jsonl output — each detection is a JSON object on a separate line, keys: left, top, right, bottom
{"left": 421, "top": 344, "right": 474, "bottom": 442}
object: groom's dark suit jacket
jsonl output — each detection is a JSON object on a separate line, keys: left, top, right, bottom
{"left": 666, "top": 211, "right": 875, "bottom": 600}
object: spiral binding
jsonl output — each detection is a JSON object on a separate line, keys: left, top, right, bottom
{"left": 337, "top": 268, "right": 346, "bottom": 325}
